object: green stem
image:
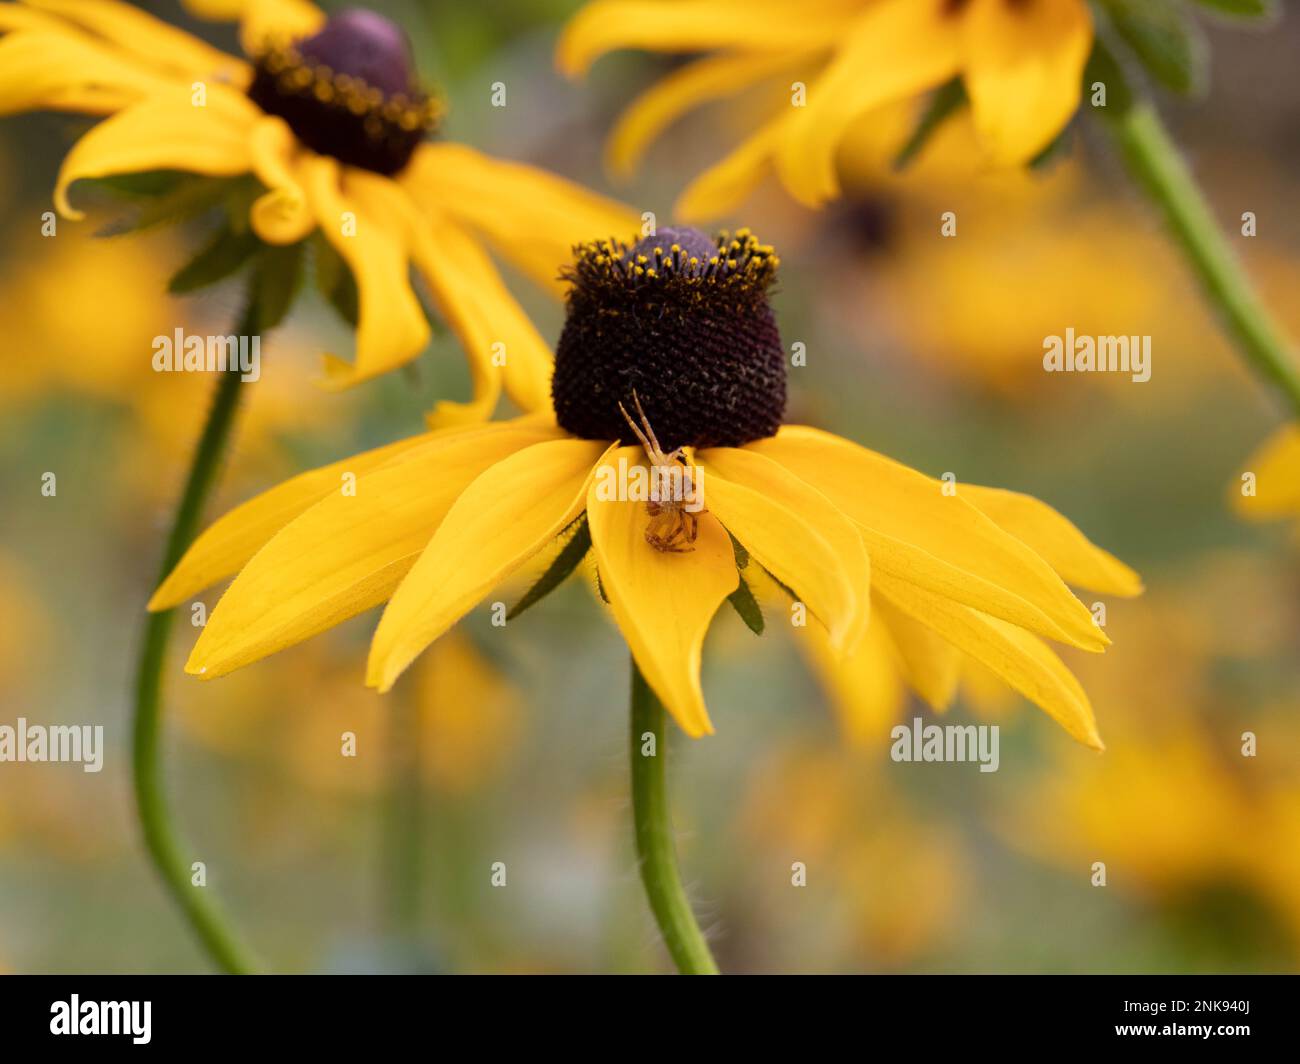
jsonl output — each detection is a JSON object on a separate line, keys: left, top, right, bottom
{"left": 1105, "top": 98, "right": 1300, "bottom": 421}
{"left": 131, "top": 312, "right": 258, "bottom": 975}
{"left": 629, "top": 660, "right": 719, "bottom": 975}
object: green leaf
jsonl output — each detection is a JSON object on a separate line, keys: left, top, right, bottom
{"left": 727, "top": 530, "right": 749, "bottom": 570}
{"left": 1083, "top": 36, "right": 1136, "bottom": 118}
{"left": 313, "top": 234, "right": 360, "bottom": 328}
{"left": 507, "top": 515, "right": 592, "bottom": 620}
{"left": 1191, "top": 0, "right": 1277, "bottom": 19}
{"left": 893, "top": 77, "right": 967, "bottom": 171}
{"left": 1029, "top": 123, "right": 1073, "bottom": 171}
{"left": 86, "top": 170, "right": 189, "bottom": 198}
{"left": 93, "top": 175, "right": 232, "bottom": 238}
{"left": 1102, "top": 0, "right": 1208, "bottom": 96}
{"left": 250, "top": 241, "right": 304, "bottom": 332}
{"left": 727, "top": 574, "right": 764, "bottom": 636}
{"left": 168, "top": 225, "right": 261, "bottom": 294}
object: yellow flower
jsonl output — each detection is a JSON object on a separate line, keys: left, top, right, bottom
{"left": 1233, "top": 425, "right": 1300, "bottom": 529}
{"left": 1, "top": 0, "right": 634, "bottom": 415}
{"left": 153, "top": 226, "right": 1126, "bottom": 745}
{"left": 557, "top": 0, "right": 1092, "bottom": 219}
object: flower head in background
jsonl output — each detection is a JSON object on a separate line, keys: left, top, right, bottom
{"left": 1233, "top": 426, "right": 1300, "bottom": 535}
{"left": 0, "top": 0, "right": 634, "bottom": 417}
{"left": 557, "top": 0, "right": 1093, "bottom": 219}
{"left": 154, "top": 225, "right": 1127, "bottom": 746}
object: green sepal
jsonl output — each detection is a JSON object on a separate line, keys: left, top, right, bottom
{"left": 727, "top": 574, "right": 764, "bottom": 636}
{"left": 727, "top": 530, "right": 750, "bottom": 570}
{"left": 313, "top": 233, "right": 360, "bottom": 328}
{"left": 167, "top": 225, "right": 261, "bottom": 294}
{"left": 93, "top": 175, "right": 236, "bottom": 238}
{"left": 893, "top": 77, "right": 967, "bottom": 171}
{"left": 250, "top": 241, "right": 305, "bottom": 332}
{"left": 507, "top": 514, "right": 592, "bottom": 620}
{"left": 1191, "top": 0, "right": 1277, "bottom": 19}
{"left": 1083, "top": 35, "right": 1137, "bottom": 119}
{"left": 85, "top": 170, "right": 190, "bottom": 198}
{"left": 1101, "top": 0, "right": 1208, "bottom": 96}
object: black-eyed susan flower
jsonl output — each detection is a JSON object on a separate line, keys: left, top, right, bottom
{"left": 1, "top": 0, "right": 634, "bottom": 412}
{"left": 557, "top": 0, "right": 1095, "bottom": 218}
{"left": 154, "top": 225, "right": 1129, "bottom": 750}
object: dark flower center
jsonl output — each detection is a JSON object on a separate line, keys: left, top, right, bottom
{"left": 246, "top": 9, "right": 440, "bottom": 176}
{"left": 551, "top": 226, "right": 787, "bottom": 452}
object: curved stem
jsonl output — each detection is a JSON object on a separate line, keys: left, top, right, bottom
{"left": 132, "top": 323, "right": 258, "bottom": 974}
{"left": 629, "top": 660, "right": 719, "bottom": 975}
{"left": 1105, "top": 98, "right": 1300, "bottom": 421}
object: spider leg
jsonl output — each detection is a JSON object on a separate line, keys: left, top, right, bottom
{"left": 617, "top": 399, "right": 656, "bottom": 457}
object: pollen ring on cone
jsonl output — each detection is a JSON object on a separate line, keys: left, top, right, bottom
{"left": 246, "top": 10, "right": 442, "bottom": 176}
{"left": 551, "top": 226, "right": 787, "bottom": 453}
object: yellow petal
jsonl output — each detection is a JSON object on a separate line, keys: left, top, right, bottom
{"left": 404, "top": 203, "right": 555, "bottom": 421}
{"left": 368, "top": 438, "right": 613, "bottom": 692}
{"left": 874, "top": 570, "right": 1102, "bottom": 749}
{"left": 0, "top": 30, "right": 171, "bottom": 118}
{"left": 587, "top": 448, "right": 738, "bottom": 736}
{"left": 187, "top": 422, "right": 560, "bottom": 678}
{"left": 247, "top": 116, "right": 315, "bottom": 245}
{"left": 403, "top": 142, "right": 637, "bottom": 298}
{"left": 798, "top": 612, "right": 906, "bottom": 748}
{"left": 182, "top": 0, "right": 325, "bottom": 55}
{"left": 605, "top": 49, "right": 803, "bottom": 180}
{"left": 25, "top": 0, "right": 248, "bottom": 83}
{"left": 962, "top": 0, "right": 1092, "bottom": 166}
{"left": 774, "top": 0, "right": 961, "bottom": 207}
{"left": 557, "top": 0, "right": 849, "bottom": 78}
{"left": 1233, "top": 425, "right": 1300, "bottom": 519}
{"left": 748, "top": 426, "right": 1107, "bottom": 651}
{"left": 54, "top": 83, "right": 258, "bottom": 218}
{"left": 699, "top": 445, "right": 869, "bottom": 653}
{"left": 873, "top": 592, "right": 961, "bottom": 711}
{"left": 959, "top": 483, "right": 1142, "bottom": 597}
{"left": 303, "top": 159, "right": 431, "bottom": 387}
{"left": 150, "top": 432, "right": 441, "bottom": 611}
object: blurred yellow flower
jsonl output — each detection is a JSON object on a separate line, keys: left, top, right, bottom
{"left": 175, "top": 628, "right": 522, "bottom": 797}
{"left": 558, "top": 0, "right": 1092, "bottom": 218}
{"left": 1233, "top": 424, "right": 1300, "bottom": 529}
{"left": 0, "top": 0, "right": 633, "bottom": 414}
{"left": 739, "top": 746, "right": 968, "bottom": 968}
{"left": 1008, "top": 705, "right": 1300, "bottom": 960}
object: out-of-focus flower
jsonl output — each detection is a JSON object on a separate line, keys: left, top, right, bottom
{"left": 738, "top": 746, "right": 967, "bottom": 968}
{"left": 1007, "top": 704, "right": 1300, "bottom": 961}
{"left": 0, "top": 0, "right": 634, "bottom": 415}
{"left": 157, "top": 227, "right": 1126, "bottom": 747}
{"left": 1004, "top": 558, "right": 1300, "bottom": 962}
{"left": 1233, "top": 425, "right": 1300, "bottom": 532}
{"left": 558, "top": 0, "right": 1093, "bottom": 218}
{"left": 175, "top": 628, "right": 522, "bottom": 796}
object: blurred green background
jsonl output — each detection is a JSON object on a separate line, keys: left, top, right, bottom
{"left": 1, "top": 0, "right": 1299, "bottom": 973}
